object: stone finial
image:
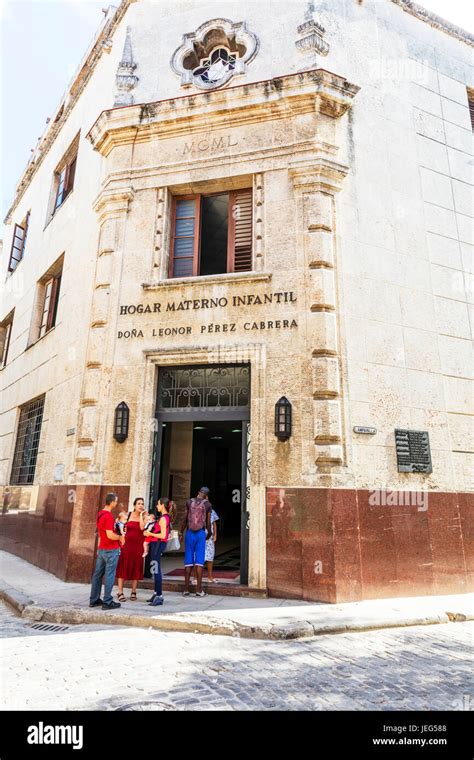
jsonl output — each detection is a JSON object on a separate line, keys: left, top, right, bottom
{"left": 296, "top": 1, "right": 329, "bottom": 66}
{"left": 304, "top": 1, "right": 316, "bottom": 21}
{"left": 114, "top": 26, "right": 139, "bottom": 107}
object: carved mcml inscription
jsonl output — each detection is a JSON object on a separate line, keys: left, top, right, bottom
{"left": 182, "top": 134, "right": 238, "bottom": 156}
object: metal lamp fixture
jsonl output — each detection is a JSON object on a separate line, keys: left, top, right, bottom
{"left": 113, "top": 402, "right": 129, "bottom": 442}
{"left": 275, "top": 396, "right": 292, "bottom": 440}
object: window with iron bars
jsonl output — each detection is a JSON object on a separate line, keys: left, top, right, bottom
{"left": 10, "top": 396, "right": 45, "bottom": 485}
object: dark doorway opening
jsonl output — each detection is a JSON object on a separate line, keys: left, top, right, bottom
{"left": 191, "top": 420, "right": 242, "bottom": 568}
{"left": 149, "top": 364, "right": 250, "bottom": 585}
{"left": 150, "top": 419, "right": 246, "bottom": 583}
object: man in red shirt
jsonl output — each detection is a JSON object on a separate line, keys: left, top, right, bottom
{"left": 89, "top": 493, "right": 125, "bottom": 610}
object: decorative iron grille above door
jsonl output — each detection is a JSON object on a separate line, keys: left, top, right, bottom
{"left": 156, "top": 365, "right": 250, "bottom": 421}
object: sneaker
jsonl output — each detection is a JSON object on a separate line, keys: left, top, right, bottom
{"left": 102, "top": 601, "right": 121, "bottom": 610}
{"left": 147, "top": 594, "right": 157, "bottom": 603}
{"left": 89, "top": 598, "right": 104, "bottom": 607}
{"left": 148, "top": 596, "right": 163, "bottom": 607}
{"left": 194, "top": 590, "right": 207, "bottom": 598}
{"left": 182, "top": 591, "right": 190, "bottom": 597}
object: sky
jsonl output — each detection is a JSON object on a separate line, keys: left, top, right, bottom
{"left": 1, "top": 0, "right": 473, "bottom": 221}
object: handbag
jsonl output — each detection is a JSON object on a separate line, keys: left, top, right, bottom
{"left": 164, "top": 529, "right": 181, "bottom": 553}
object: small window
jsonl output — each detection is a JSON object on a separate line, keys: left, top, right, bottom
{"left": 10, "top": 396, "right": 45, "bottom": 485}
{"left": 8, "top": 212, "right": 30, "bottom": 272}
{"left": 53, "top": 154, "right": 76, "bottom": 212}
{"left": 0, "top": 311, "right": 14, "bottom": 368}
{"left": 48, "top": 135, "right": 79, "bottom": 220}
{"left": 38, "top": 270, "right": 62, "bottom": 339}
{"left": 29, "top": 257, "right": 64, "bottom": 346}
{"left": 169, "top": 189, "right": 252, "bottom": 278}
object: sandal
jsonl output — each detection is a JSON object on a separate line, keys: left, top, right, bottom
{"left": 117, "top": 593, "right": 126, "bottom": 602}
{"left": 130, "top": 592, "right": 137, "bottom": 601}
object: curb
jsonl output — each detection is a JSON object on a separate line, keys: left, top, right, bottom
{"left": 0, "top": 581, "right": 35, "bottom": 613}
{"left": 1, "top": 583, "right": 471, "bottom": 640}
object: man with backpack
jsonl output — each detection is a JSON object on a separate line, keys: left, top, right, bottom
{"left": 179, "top": 486, "right": 212, "bottom": 597}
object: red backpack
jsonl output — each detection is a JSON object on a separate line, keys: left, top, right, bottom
{"left": 187, "top": 498, "right": 207, "bottom": 532}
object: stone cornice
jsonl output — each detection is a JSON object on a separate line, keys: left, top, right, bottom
{"left": 87, "top": 69, "right": 360, "bottom": 156}
{"left": 142, "top": 271, "right": 272, "bottom": 290}
{"left": 390, "top": 0, "right": 474, "bottom": 47}
{"left": 4, "top": 0, "right": 136, "bottom": 224}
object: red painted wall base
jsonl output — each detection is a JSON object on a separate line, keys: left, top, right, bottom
{"left": 266, "top": 488, "right": 473, "bottom": 603}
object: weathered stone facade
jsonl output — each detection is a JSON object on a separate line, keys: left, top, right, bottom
{"left": 1, "top": 0, "right": 472, "bottom": 601}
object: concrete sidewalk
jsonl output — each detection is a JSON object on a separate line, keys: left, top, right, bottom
{"left": 1, "top": 551, "right": 472, "bottom": 640}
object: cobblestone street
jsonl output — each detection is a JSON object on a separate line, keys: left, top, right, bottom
{"left": 1, "top": 602, "right": 472, "bottom": 711}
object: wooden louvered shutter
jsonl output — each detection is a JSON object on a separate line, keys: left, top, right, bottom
{"left": 169, "top": 195, "right": 200, "bottom": 278}
{"left": 469, "top": 89, "right": 474, "bottom": 131}
{"left": 228, "top": 189, "right": 253, "bottom": 273}
{"left": 65, "top": 156, "right": 77, "bottom": 197}
{"left": 8, "top": 212, "right": 29, "bottom": 272}
{"left": 48, "top": 273, "right": 61, "bottom": 330}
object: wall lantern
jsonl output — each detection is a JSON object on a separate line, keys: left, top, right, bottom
{"left": 113, "top": 402, "right": 129, "bottom": 443}
{"left": 275, "top": 396, "right": 292, "bottom": 441}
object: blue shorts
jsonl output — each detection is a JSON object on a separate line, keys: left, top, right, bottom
{"left": 184, "top": 529, "right": 206, "bottom": 567}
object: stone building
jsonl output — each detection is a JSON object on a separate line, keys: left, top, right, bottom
{"left": 0, "top": 0, "right": 472, "bottom": 602}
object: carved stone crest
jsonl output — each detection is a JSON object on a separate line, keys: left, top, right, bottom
{"left": 171, "top": 18, "right": 259, "bottom": 90}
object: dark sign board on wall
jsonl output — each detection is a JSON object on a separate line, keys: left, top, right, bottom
{"left": 394, "top": 429, "right": 432, "bottom": 473}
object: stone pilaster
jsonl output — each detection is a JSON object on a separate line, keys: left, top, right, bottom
{"left": 151, "top": 186, "right": 171, "bottom": 280}
{"left": 290, "top": 160, "right": 349, "bottom": 470}
{"left": 73, "top": 188, "right": 134, "bottom": 478}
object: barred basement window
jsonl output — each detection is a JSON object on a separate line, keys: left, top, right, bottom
{"left": 8, "top": 211, "right": 30, "bottom": 272}
{"left": 0, "top": 311, "right": 14, "bottom": 368}
{"left": 10, "top": 396, "right": 45, "bottom": 485}
{"left": 169, "top": 189, "right": 252, "bottom": 278}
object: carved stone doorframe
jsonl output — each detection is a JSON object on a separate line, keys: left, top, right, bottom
{"left": 131, "top": 343, "right": 267, "bottom": 590}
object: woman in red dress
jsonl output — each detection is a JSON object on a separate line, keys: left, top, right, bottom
{"left": 116, "top": 497, "right": 146, "bottom": 601}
